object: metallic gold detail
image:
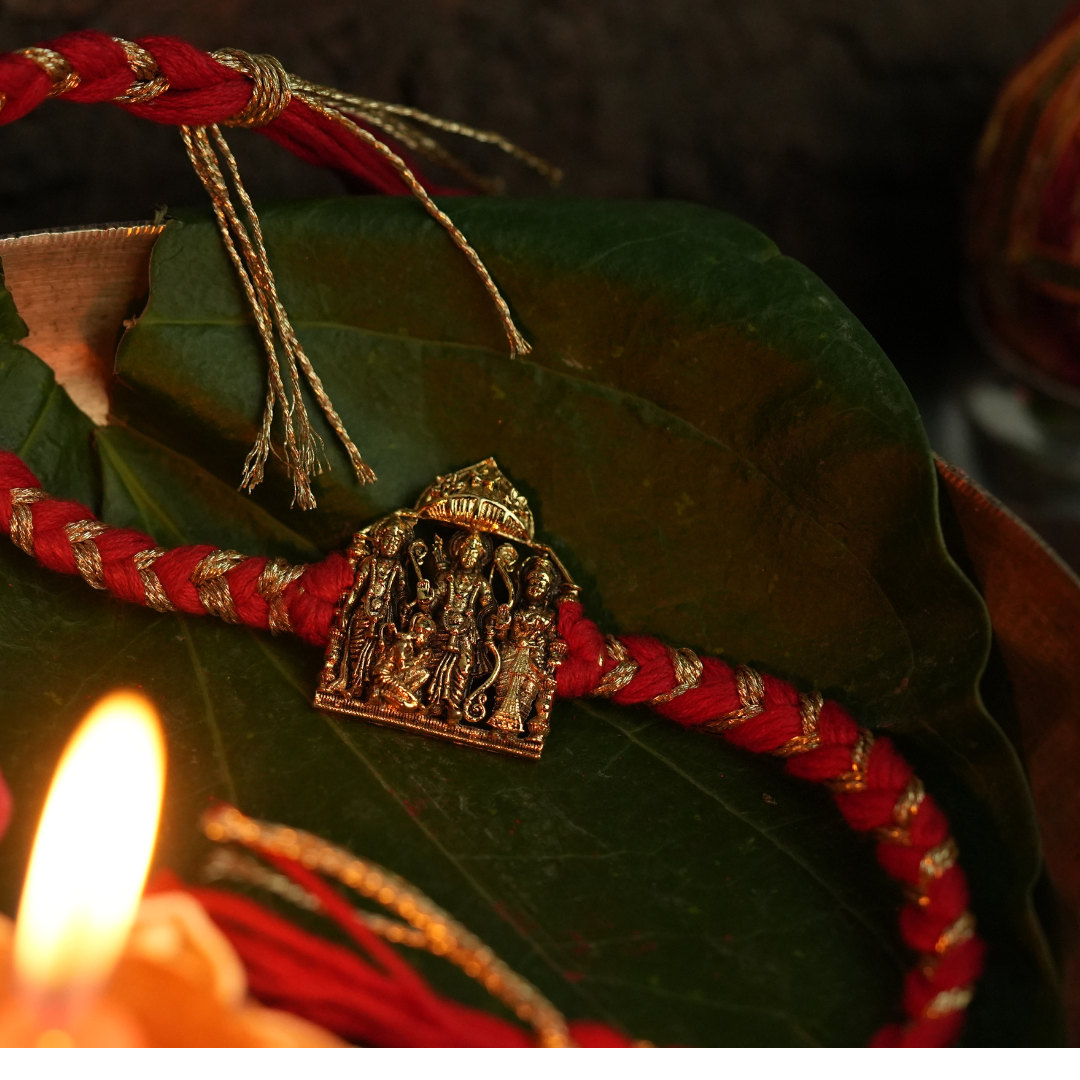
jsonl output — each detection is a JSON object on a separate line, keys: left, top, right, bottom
{"left": 296, "top": 92, "right": 533, "bottom": 361}
{"left": 133, "top": 547, "right": 175, "bottom": 612}
{"left": 920, "top": 837, "right": 959, "bottom": 882}
{"left": 923, "top": 986, "right": 974, "bottom": 1020}
{"left": 648, "top": 646, "right": 704, "bottom": 706}
{"left": 828, "top": 728, "right": 875, "bottom": 793}
{"left": 873, "top": 776, "right": 926, "bottom": 845}
{"left": 17, "top": 47, "right": 80, "bottom": 96}
{"left": 112, "top": 37, "right": 169, "bottom": 103}
{"left": 212, "top": 48, "right": 293, "bottom": 128}
{"left": 258, "top": 557, "right": 307, "bottom": 634}
{"left": 772, "top": 690, "right": 824, "bottom": 758}
{"left": 169, "top": 57, "right": 554, "bottom": 505}
{"left": 191, "top": 549, "right": 247, "bottom": 623}
{"left": 287, "top": 78, "right": 563, "bottom": 190}
{"left": 317, "top": 464, "right": 576, "bottom": 759}
{"left": 591, "top": 636, "right": 639, "bottom": 698}
{"left": 8, "top": 487, "right": 49, "bottom": 555}
{"left": 180, "top": 121, "right": 374, "bottom": 508}
{"left": 203, "top": 804, "right": 574, "bottom": 1046}
{"left": 935, "top": 911, "right": 977, "bottom": 955}
{"left": 702, "top": 665, "right": 765, "bottom": 734}
{"left": 204, "top": 846, "right": 433, "bottom": 949}
{"left": 64, "top": 519, "right": 110, "bottom": 590}
{"left": 413, "top": 459, "right": 534, "bottom": 542}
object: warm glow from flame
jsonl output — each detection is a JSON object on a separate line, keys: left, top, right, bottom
{"left": 12, "top": 691, "right": 166, "bottom": 1001}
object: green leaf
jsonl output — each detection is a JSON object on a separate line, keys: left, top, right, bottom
{"left": 0, "top": 197, "right": 1062, "bottom": 1045}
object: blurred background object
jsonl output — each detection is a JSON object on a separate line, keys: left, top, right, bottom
{"left": 0, "top": 0, "right": 1075, "bottom": 555}
{"left": 967, "top": 1, "right": 1080, "bottom": 569}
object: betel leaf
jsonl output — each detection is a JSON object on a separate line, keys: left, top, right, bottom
{"left": 0, "top": 198, "right": 1062, "bottom": 1044}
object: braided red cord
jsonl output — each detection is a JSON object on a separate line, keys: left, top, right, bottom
{"left": 0, "top": 449, "right": 985, "bottom": 1045}
{"left": 0, "top": 30, "right": 444, "bottom": 195}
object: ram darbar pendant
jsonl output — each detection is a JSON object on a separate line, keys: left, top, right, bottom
{"left": 315, "top": 460, "right": 579, "bottom": 759}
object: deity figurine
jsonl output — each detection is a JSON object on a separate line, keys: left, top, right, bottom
{"left": 367, "top": 613, "right": 438, "bottom": 712}
{"left": 424, "top": 529, "right": 498, "bottom": 722}
{"left": 327, "top": 514, "right": 412, "bottom": 694}
{"left": 488, "top": 556, "right": 566, "bottom": 738}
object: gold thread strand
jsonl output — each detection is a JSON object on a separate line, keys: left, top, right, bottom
{"left": 204, "top": 846, "right": 441, "bottom": 950}
{"left": 191, "top": 549, "right": 247, "bottom": 623}
{"left": 920, "top": 838, "right": 959, "bottom": 882}
{"left": 590, "top": 636, "right": 640, "bottom": 698}
{"left": 212, "top": 48, "right": 293, "bottom": 128}
{"left": 8, "top": 487, "right": 49, "bottom": 555}
{"left": 205, "top": 123, "right": 322, "bottom": 486}
{"left": 112, "top": 37, "right": 169, "bottom": 103}
{"left": 202, "top": 805, "right": 574, "bottom": 1047}
{"left": 772, "top": 690, "right": 824, "bottom": 758}
{"left": 874, "top": 776, "right": 926, "bottom": 845}
{"left": 289, "top": 79, "right": 563, "bottom": 186}
{"left": 17, "top": 47, "right": 80, "bottom": 96}
{"left": 935, "top": 911, "right": 977, "bottom": 955}
{"left": 828, "top": 728, "right": 875, "bottom": 793}
{"left": 702, "top": 664, "right": 765, "bottom": 734}
{"left": 208, "top": 124, "right": 374, "bottom": 490}
{"left": 344, "top": 109, "right": 505, "bottom": 194}
{"left": 64, "top": 519, "right": 110, "bottom": 590}
{"left": 924, "top": 986, "right": 974, "bottom": 1020}
{"left": 295, "top": 95, "right": 531, "bottom": 359}
{"left": 133, "top": 547, "right": 176, "bottom": 612}
{"left": 257, "top": 557, "right": 307, "bottom": 634}
{"left": 648, "top": 646, "right": 703, "bottom": 706}
{"left": 179, "top": 124, "right": 300, "bottom": 500}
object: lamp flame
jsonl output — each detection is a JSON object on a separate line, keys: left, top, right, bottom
{"left": 12, "top": 691, "right": 166, "bottom": 1007}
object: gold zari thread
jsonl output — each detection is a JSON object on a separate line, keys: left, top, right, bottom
{"left": 17, "top": 47, "right": 81, "bottom": 96}
{"left": 133, "top": 547, "right": 175, "bottom": 612}
{"left": 772, "top": 690, "right": 824, "bottom": 758}
{"left": 257, "top": 557, "right": 307, "bottom": 634}
{"left": 64, "top": 518, "right": 111, "bottom": 590}
{"left": 935, "top": 911, "right": 977, "bottom": 955}
{"left": 702, "top": 664, "right": 765, "bottom": 734}
{"left": 212, "top": 49, "right": 292, "bottom": 127}
{"left": 874, "top": 776, "right": 926, "bottom": 845}
{"left": 648, "top": 646, "right": 703, "bottom": 706}
{"left": 827, "top": 728, "right": 875, "bottom": 793}
{"left": 191, "top": 549, "right": 248, "bottom": 623}
{"left": 8, "top": 488, "right": 49, "bottom": 555}
{"left": 202, "top": 804, "right": 573, "bottom": 1047}
{"left": 924, "top": 986, "right": 974, "bottom": 1020}
{"left": 919, "top": 838, "right": 959, "bottom": 882}
{"left": 112, "top": 37, "right": 170, "bottom": 104}
{"left": 590, "top": 636, "right": 639, "bottom": 698}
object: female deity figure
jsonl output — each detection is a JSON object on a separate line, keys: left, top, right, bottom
{"left": 488, "top": 556, "right": 566, "bottom": 738}
{"left": 425, "top": 529, "right": 497, "bottom": 722}
{"left": 327, "top": 515, "right": 411, "bottom": 695}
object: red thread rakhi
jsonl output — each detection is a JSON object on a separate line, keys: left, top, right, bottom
{"left": 0, "top": 450, "right": 984, "bottom": 1046}
{"left": 0, "top": 30, "right": 984, "bottom": 1047}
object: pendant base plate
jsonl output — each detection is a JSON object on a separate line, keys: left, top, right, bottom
{"left": 315, "top": 689, "right": 545, "bottom": 760}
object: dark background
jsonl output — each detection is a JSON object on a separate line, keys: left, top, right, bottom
{"left": 0, "top": 0, "right": 1071, "bottom": 399}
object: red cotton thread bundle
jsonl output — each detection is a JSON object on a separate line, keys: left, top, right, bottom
{"left": 0, "top": 448, "right": 986, "bottom": 1045}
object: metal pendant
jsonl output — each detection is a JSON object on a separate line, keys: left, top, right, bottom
{"left": 315, "top": 460, "right": 579, "bottom": 759}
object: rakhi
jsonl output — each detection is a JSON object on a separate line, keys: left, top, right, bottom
{"left": 0, "top": 450, "right": 983, "bottom": 1046}
{"left": 0, "top": 29, "right": 984, "bottom": 1047}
